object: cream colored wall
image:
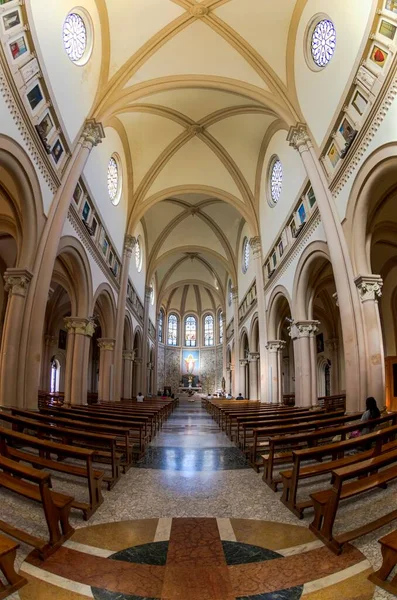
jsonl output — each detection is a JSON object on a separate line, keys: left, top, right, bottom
{"left": 28, "top": 0, "right": 102, "bottom": 145}
{"left": 83, "top": 127, "right": 128, "bottom": 256}
{"left": 0, "top": 94, "right": 53, "bottom": 214}
{"left": 129, "top": 221, "right": 146, "bottom": 303}
{"left": 237, "top": 222, "right": 255, "bottom": 300}
{"left": 381, "top": 267, "right": 397, "bottom": 356}
{"left": 294, "top": 0, "right": 373, "bottom": 147}
{"left": 148, "top": 277, "right": 157, "bottom": 324}
{"left": 259, "top": 130, "right": 306, "bottom": 258}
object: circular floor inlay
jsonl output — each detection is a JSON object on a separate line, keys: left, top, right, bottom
{"left": 19, "top": 518, "right": 375, "bottom": 600}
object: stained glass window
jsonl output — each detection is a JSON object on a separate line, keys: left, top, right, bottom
{"left": 311, "top": 19, "right": 336, "bottom": 68}
{"left": 185, "top": 316, "right": 197, "bottom": 347}
{"left": 242, "top": 238, "right": 250, "bottom": 274}
{"left": 228, "top": 280, "right": 233, "bottom": 307}
{"left": 63, "top": 13, "right": 87, "bottom": 63}
{"left": 270, "top": 159, "right": 283, "bottom": 204}
{"left": 204, "top": 314, "right": 214, "bottom": 347}
{"left": 168, "top": 314, "right": 178, "bottom": 346}
{"left": 135, "top": 238, "right": 142, "bottom": 272}
{"left": 158, "top": 309, "right": 164, "bottom": 343}
{"left": 219, "top": 311, "right": 224, "bottom": 344}
{"left": 107, "top": 157, "right": 119, "bottom": 204}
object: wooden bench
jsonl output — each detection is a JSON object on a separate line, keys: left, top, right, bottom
{"left": 309, "top": 448, "right": 397, "bottom": 554}
{"left": 264, "top": 412, "right": 397, "bottom": 491}
{"left": 0, "top": 426, "right": 104, "bottom": 520}
{"left": 0, "top": 534, "right": 27, "bottom": 599}
{"left": 0, "top": 456, "right": 74, "bottom": 559}
{"left": 280, "top": 421, "right": 397, "bottom": 517}
{"left": 0, "top": 412, "right": 121, "bottom": 490}
{"left": 368, "top": 529, "right": 397, "bottom": 595}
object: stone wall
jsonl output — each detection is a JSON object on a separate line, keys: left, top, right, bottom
{"left": 164, "top": 347, "right": 181, "bottom": 393}
{"left": 157, "top": 344, "right": 165, "bottom": 392}
{"left": 200, "top": 348, "right": 216, "bottom": 394}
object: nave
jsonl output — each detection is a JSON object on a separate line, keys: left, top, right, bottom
{"left": 1, "top": 398, "right": 395, "bottom": 600}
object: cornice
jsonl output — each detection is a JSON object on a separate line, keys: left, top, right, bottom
{"left": 0, "top": 55, "right": 60, "bottom": 192}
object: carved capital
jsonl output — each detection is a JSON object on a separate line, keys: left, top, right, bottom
{"left": 123, "top": 350, "right": 135, "bottom": 361}
{"left": 4, "top": 268, "right": 33, "bottom": 297}
{"left": 294, "top": 320, "right": 320, "bottom": 338}
{"left": 64, "top": 317, "right": 96, "bottom": 337}
{"left": 249, "top": 236, "right": 262, "bottom": 258}
{"left": 266, "top": 340, "right": 286, "bottom": 353}
{"left": 248, "top": 351, "right": 260, "bottom": 361}
{"left": 355, "top": 274, "right": 383, "bottom": 302}
{"left": 145, "top": 285, "right": 153, "bottom": 302}
{"left": 134, "top": 357, "right": 143, "bottom": 364}
{"left": 97, "top": 337, "right": 115, "bottom": 351}
{"left": 44, "top": 334, "right": 58, "bottom": 347}
{"left": 287, "top": 122, "right": 311, "bottom": 152}
{"left": 189, "top": 4, "right": 209, "bottom": 17}
{"left": 332, "top": 292, "right": 339, "bottom": 307}
{"left": 239, "top": 359, "right": 249, "bottom": 367}
{"left": 80, "top": 119, "right": 105, "bottom": 148}
{"left": 124, "top": 234, "right": 136, "bottom": 254}
{"left": 231, "top": 286, "right": 239, "bottom": 301}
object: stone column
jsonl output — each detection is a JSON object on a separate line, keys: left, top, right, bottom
{"left": 355, "top": 275, "right": 385, "bottom": 403}
{"left": 248, "top": 352, "right": 260, "bottom": 400}
{"left": 97, "top": 338, "right": 115, "bottom": 401}
{"left": 289, "top": 321, "right": 320, "bottom": 407}
{"left": 0, "top": 269, "right": 33, "bottom": 407}
{"left": 20, "top": 120, "right": 105, "bottom": 409}
{"left": 133, "top": 357, "right": 143, "bottom": 396}
{"left": 266, "top": 341, "right": 286, "bottom": 404}
{"left": 232, "top": 286, "right": 240, "bottom": 396}
{"left": 325, "top": 338, "right": 340, "bottom": 394}
{"left": 64, "top": 317, "right": 96, "bottom": 405}
{"left": 122, "top": 350, "right": 134, "bottom": 399}
{"left": 41, "top": 334, "right": 58, "bottom": 390}
{"left": 238, "top": 359, "right": 248, "bottom": 398}
{"left": 112, "top": 235, "right": 136, "bottom": 401}
{"left": 287, "top": 123, "right": 367, "bottom": 411}
{"left": 141, "top": 286, "right": 152, "bottom": 394}
{"left": 250, "top": 237, "right": 269, "bottom": 402}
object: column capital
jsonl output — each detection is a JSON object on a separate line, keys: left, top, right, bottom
{"left": 97, "top": 338, "right": 115, "bottom": 351}
{"left": 248, "top": 351, "right": 260, "bottom": 361}
{"left": 355, "top": 274, "right": 383, "bottom": 302}
{"left": 289, "top": 320, "right": 320, "bottom": 339}
{"left": 134, "top": 357, "right": 143, "bottom": 364}
{"left": 124, "top": 234, "right": 136, "bottom": 253}
{"left": 4, "top": 268, "right": 33, "bottom": 297}
{"left": 287, "top": 122, "right": 311, "bottom": 152}
{"left": 231, "top": 285, "right": 239, "bottom": 301}
{"left": 239, "top": 359, "right": 249, "bottom": 366}
{"left": 249, "top": 236, "right": 262, "bottom": 258}
{"left": 64, "top": 317, "right": 96, "bottom": 337}
{"left": 80, "top": 119, "right": 105, "bottom": 149}
{"left": 266, "top": 340, "right": 286, "bottom": 352}
{"left": 145, "top": 285, "right": 153, "bottom": 301}
{"left": 123, "top": 350, "right": 135, "bottom": 361}
{"left": 44, "top": 334, "right": 58, "bottom": 347}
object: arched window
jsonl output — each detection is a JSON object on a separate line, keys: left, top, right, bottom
{"left": 158, "top": 309, "right": 165, "bottom": 343}
{"left": 204, "top": 314, "right": 214, "bottom": 347}
{"left": 228, "top": 279, "right": 233, "bottom": 307}
{"left": 242, "top": 237, "right": 250, "bottom": 274}
{"left": 219, "top": 311, "right": 224, "bottom": 344}
{"left": 50, "top": 358, "right": 60, "bottom": 393}
{"left": 185, "top": 315, "right": 197, "bottom": 347}
{"left": 135, "top": 237, "right": 143, "bottom": 272}
{"left": 167, "top": 314, "right": 178, "bottom": 346}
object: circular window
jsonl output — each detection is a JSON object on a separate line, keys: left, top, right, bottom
{"left": 135, "top": 237, "right": 143, "bottom": 272}
{"left": 242, "top": 237, "right": 250, "bottom": 274}
{"left": 307, "top": 16, "right": 336, "bottom": 70}
{"left": 63, "top": 10, "right": 92, "bottom": 65}
{"left": 268, "top": 157, "right": 283, "bottom": 206}
{"left": 107, "top": 156, "right": 122, "bottom": 205}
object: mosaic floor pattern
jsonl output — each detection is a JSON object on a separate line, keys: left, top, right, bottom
{"left": 19, "top": 518, "right": 375, "bottom": 600}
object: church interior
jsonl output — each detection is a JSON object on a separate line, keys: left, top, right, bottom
{"left": 1, "top": 0, "right": 397, "bottom": 598}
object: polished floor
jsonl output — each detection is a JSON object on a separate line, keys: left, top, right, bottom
{"left": 4, "top": 399, "right": 396, "bottom": 599}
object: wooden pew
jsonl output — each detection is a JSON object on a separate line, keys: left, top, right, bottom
{"left": 228, "top": 407, "right": 312, "bottom": 438}
{"left": 12, "top": 408, "right": 135, "bottom": 469}
{"left": 279, "top": 419, "right": 397, "bottom": 517}
{"left": 0, "top": 412, "right": 121, "bottom": 490}
{"left": 317, "top": 394, "right": 346, "bottom": 412}
{"left": 0, "top": 426, "right": 104, "bottom": 520}
{"left": 368, "top": 529, "right": 397, "bottom": 595}
{"left": 309, "top": 448, "right": 397, "bottom": 554}
{"left": 264, "top": 413, "right": 397, "bottom": 491}
{"left": 0, "top": 455, "right": 74, "bottom": 559}
{"left": 0, "top": 534, "right": 27, "bottom": 600}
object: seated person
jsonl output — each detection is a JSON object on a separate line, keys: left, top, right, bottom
{"left": 236, "top": 392, "right": 244, "bottom": 400}
{"left": 136, "top": 392, "right": 145, "bottom": 403}
{"left": 361, "top": 396, "right": 380, "bottom": 434}
{"left": 226, "top": 393, "right": 233, "bottom": 400}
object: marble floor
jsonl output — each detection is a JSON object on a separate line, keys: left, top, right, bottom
{"left": 3, "top": 399, "right": 397, "bottom": 599}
